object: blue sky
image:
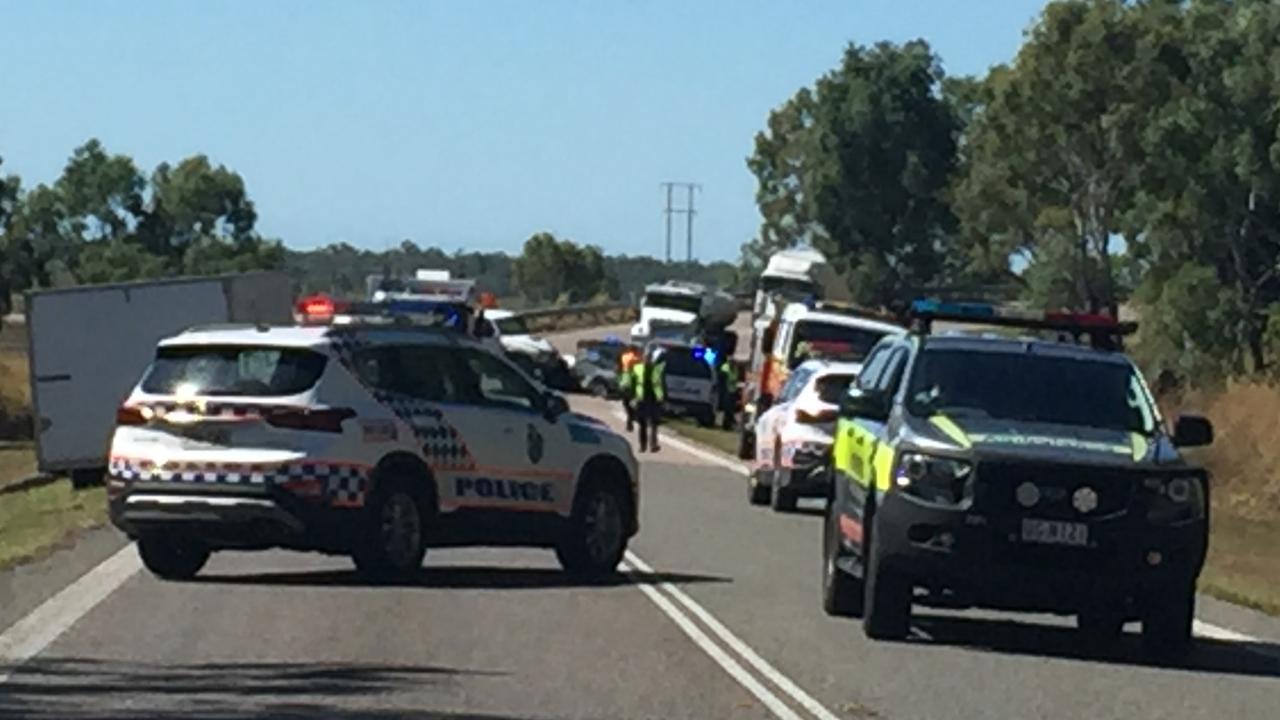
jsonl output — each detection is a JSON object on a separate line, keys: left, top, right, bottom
{"left": 0, "top": 1, "right": 1046, "bottom": 262}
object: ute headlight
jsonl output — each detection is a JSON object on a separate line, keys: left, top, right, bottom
{"left": 895, "top": 452, "right": 972, "bottom": 505}
{"left": 1143, "top": 476, "right": 1205, "bottom": 523}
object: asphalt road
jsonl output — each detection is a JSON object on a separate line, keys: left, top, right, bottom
{"left": 3, "top": 323, "right": 1280, "bottom": 719}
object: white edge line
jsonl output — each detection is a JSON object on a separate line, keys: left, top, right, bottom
{"left": 0, "top": 544, "right": 141, "bottom": 684}
{"left": 620, "top": 560, "right": 805, "bottom": 720}
{"left": 615, "top": 410, "right": 1277, "bottom": 656}
{"left": 610, "top": 410, "right": 749, "bottom": 476}
{"left": 627, "top": 551, "right": 843, "bottom": 720}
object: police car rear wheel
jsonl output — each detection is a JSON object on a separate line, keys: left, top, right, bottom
{"left": 557, "top": 484, "right": 626, "bottom": 578}
{"left": 822, "top": 505, "right": 864, "bottom": 617}
{"left": 354, "top": 484, "right": 426, "bottom": 582}
{"left": 748, "top": 473, "right": 771, "bottom": 505}
{"left": 137, "top": 535, "right": 210, "bottom": 581}
{"left": 588, "top": 379, "right": 610, "bottom": 398}
{"left": 770, "top": 470, "right": 797, "bottom": 512}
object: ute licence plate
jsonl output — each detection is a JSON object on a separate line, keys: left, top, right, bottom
{"left": 1021, "top": 518, "right": 1089, "bottom": 547}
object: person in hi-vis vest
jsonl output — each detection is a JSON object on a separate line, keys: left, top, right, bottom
{"left": 629, "top": 345, "right": 667, "bottom": 453}
{"left": 617, "top": 345, "right": 642, "bottom": 431}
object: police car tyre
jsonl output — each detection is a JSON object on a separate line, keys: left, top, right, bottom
{"left": 137, "top": 535, "right": 210, "bottom": 580}
{"left": 747, "top": 474, "right": 771, "bottom": 506}
{"left": 1141, "top": 585, "right": 1195, "bottom": 659}
{"left": 822, "top": 504, "right": 864, "bottom": 617}
{"left": 770, "top": 472, "right": 797, "bottom": 512}
{"left": 556, "top": 481, "right": 628, "bottom": 578}
{"left": 696, "top": 407, "right": 715, "bottom": 428}
{"left": 588, "top": 378, "right": 611, "bottom": 398}
{"left": 863, "top": 551, "right": 911, "bottom": 640}
{"left": 353, "top": 478, "right": 428, "bottom": 583}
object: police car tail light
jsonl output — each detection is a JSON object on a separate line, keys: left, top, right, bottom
{"left": 265, "top": 407, "right": 356, "bottom": 433}
{"left": 116, "top": 405, "right": 148, "bottom": 427}
{"left": 894, "top": 452, "right": 971, "bottom": 505}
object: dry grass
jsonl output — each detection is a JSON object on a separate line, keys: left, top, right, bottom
{"left": 0, "top": 482, "right": 107, "bottom": 571}
{"left": 0, "top": 349, "right": 32, "bottom": 440}
{"left": 0, "top": 445, "right": 37, "bottom": 490}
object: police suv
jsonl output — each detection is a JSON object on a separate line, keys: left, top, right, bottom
{"left": 823, "top": 300, "right": 1214, "bottom": 659}
{"left": 107, "top": 304, "right": 639, "bottom": 583}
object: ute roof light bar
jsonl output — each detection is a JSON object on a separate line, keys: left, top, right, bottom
{"left": 909, "top": 299, "right": 1137, "bottom": 350}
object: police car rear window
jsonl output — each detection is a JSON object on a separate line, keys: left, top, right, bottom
{"left": 141, "top": 346, "right": 327, "bottom": 397}
{"left": 789, "top": 322, "right": 886, "bottom": 366}
{"left": 664, "top": 350, "right": 713, "bottom": 378}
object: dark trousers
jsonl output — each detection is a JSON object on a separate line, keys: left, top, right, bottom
{"left": 636, "top": 400, "right": 661, "bottom": 451}
{"left": 622, "top": 397, "right": 635, "bottom": 430}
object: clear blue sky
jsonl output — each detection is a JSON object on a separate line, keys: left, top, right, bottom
{"left": 0, "top": 0, "right": 1046, "bottom": 262}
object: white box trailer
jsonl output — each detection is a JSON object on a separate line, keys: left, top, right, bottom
{"left": 26, "top": 272, "right": 294, "bottom": 485}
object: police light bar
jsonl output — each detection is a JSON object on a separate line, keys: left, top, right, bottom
{"left": 692, "top": 345, "right": 719, "bottom": 367}
{"left": 909, "top": 299, "right": 1136, "bottom": 345}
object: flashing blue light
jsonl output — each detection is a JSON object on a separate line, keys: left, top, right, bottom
{"left": 911, "top": 299, "right": 996, "bottom": 318}
{"left": 692, "top": 346, "right": 719, "bottom": 367}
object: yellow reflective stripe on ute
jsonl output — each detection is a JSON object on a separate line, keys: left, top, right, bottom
{"left": 1130, "top": 432, "right": 1150, "bottom": 462}
{"left": 872, "top": 442, "right": 895, "bottom": 492}
{"left": 832, "top": 419, "right": 856, "bottom": 476}
{"left": 930, "top": 415, "right": 972, "bottom": 449}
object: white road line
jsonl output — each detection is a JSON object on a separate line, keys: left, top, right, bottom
{"left": 627, "top": 551, "right": 842, "bottom": 720}
{"left": 0, "top": 544, "right": 141, "bottom": 683}
{"left": 623, "top": 416, "right": 1276, "bottom": 655}
{"left": 620, "top": 560, "right": 805, "bottom": 720}
{"left": 610, "top": 410, "right": 749, "bottom": 476}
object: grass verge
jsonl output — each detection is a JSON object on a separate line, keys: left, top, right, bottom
{"left": 664, "top": 417, "right": 1280, "bottom": 616}
{"left": 665, "top": 418, "right": 740, "bottom": 457}
{"left": 0, "top": 445, "right": 37, "bottom": 491}
{"left": 0, "top": 482, "right": 107, "bottom": 571}
{"left": 1201, "top": 512, "right": 1280, "bottom": 616}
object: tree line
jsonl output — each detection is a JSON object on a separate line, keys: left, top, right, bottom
{"left": 744, "top": 0, "right": 1280, "bottom": 387}
{"left": 0, "top": 141, "right": 736, "bottom": 315}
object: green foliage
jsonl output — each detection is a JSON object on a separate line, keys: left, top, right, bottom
{"left": 512, "top": 233, "right": 612, "bottom": 305}
{"left": 0, "top": 139, "right": 282, "bottom": 303}
{"left": 743, "top": 40, "right": 966, "bottom": 307}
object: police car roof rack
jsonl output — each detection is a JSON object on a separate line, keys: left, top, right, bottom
{"left": 909, "top": 299, "right": 1137, "bottom": 351}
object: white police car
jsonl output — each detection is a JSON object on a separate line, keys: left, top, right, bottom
{"left": 107, "top": 320, "right": 639, "bottom": 582}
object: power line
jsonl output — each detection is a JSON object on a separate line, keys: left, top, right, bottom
{"left": 661, "top": 181, "right": 701, "bottom": 263}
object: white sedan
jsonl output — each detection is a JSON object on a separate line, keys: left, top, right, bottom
{"left": 749, "top": 359, "right": 862, "bottom": 512}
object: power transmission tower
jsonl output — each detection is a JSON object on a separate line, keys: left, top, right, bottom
{"left": 661, "top": 181, "right": 701, "bottom": 263}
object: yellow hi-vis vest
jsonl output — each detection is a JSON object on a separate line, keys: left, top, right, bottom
{"left": 630, "top": 361, "right": 665, "bottom": 402}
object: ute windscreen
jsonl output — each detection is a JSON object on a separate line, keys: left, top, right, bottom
{"left": 141, "top": 346, "right": 328, "bottom": 397}
{"left": 905, "top": 349, "right": 1157, "bottom": 434}
{"left": 644, "top": 293, "right": 702, "bottom": 314}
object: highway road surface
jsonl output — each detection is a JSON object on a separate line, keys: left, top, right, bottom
{"left": 2, "top": 323, "right": 1279, "bottom": 719}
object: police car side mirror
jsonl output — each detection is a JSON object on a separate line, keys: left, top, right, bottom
{"left": 841, "top": 387, "right": 889, "bottom": 422}
{"left": 1173, "top": 414, "right": 1213, "bottom": 448}
{"left": 544, "top": 392, "right": 570, "bottom": 421}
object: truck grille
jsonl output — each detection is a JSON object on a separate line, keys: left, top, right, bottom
{"left": 975, "top": 461, "right": 1135, "bottom": 520}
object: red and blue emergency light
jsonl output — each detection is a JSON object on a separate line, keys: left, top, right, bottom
{"left": 909, "top": 298, "right": 1135, "bottom": 349}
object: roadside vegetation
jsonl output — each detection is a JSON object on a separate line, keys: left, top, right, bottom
{"left": 0, "top": 481, "right": 106, "bottom": 571}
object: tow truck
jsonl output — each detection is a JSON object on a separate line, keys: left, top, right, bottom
{"left": 823, "top": 300, "right": 1214, "bottom": 659}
